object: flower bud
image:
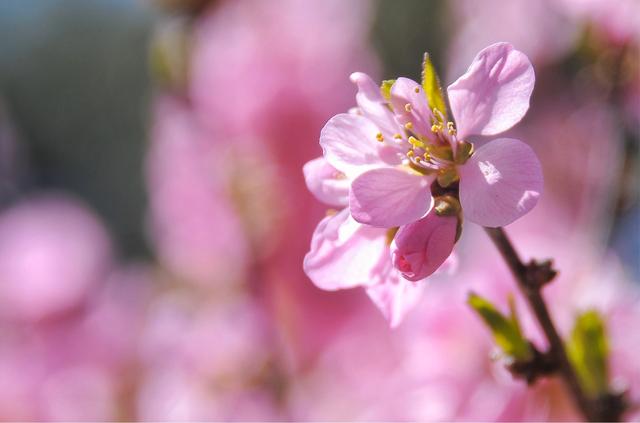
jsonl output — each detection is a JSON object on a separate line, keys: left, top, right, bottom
{"left": 390, "top": 209, "right": 457, "bottom": 282}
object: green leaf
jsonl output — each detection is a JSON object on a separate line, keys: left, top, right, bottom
{"left": 380, "top": 79, "right": 396, "bottom": 101}
{"left": 421, "top": 53, "right": 447, "bottom": 120}
{"left": 567, "top": 310, "right": 609, "bottom": 397}
{"left": 468, "top": 292, "right": 532, "bottom": 361}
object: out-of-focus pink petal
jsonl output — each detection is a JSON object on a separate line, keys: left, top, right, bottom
{"left": 437, "top": 250, "right": 459, "bottom": 276}
{"left": 447, "top": 42, "right": 535, "bottom": 139}
{"left": 459, "top": 138, "right": 543, "bottom": 227}
{"left": 350, "top": 72, "right": 404, "bottom": 140}
{"left": 0, "top": 195, "right": 113, "bottom": 320}
{"left": 303, "top": 209, "right": 388, "bottom": 291}
{"left": 365, "top": 262, "right": 422, "bottom": 328}
{"left": 349, "top": 167, "right": 433, "bottom": 228}
{"left": 390, "top": 210, "right": 457, "bottom": 282}
{"left": 390, "top": 77, "right": 433, "bottom": 138}
{"left": 320, "top": 113, "right": 388, "bottom": 178}
{"left": 303, "top": 157, "right": 349, "bottom": 206}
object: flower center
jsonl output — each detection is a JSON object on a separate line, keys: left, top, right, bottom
{"left": 401, "top": 111, "right": 461, "bottom": 176}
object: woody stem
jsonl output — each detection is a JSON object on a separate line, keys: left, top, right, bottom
{"left": 484, "top": 227, "right": 616, "bottom": 422}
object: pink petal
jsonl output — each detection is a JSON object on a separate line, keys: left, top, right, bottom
{"left": 447, "top": 42, "right": 535, "bottom": 139}
{"left": 365, "top": 262, "right": 423, "bottom": 328}
{"left": 459, "top": 138, "right": 543, "bottom": 227}
{"left": 390, "top": 210, "right": 457, "bottom": 282}
{"left": 436, "top": 251, "right": 459, "bottom": 276}
{"left": 390, "top": 77, "right": 433, "bottom": 138}
{"left": 320, "top": 113, "right": 388, "bottom": 179}
{"left": 302, "top": 157, "right": 349, "bottom": 206}
{"left": 350, "top": 72, "right": 405, "bottom": 143}
{"left": 349, "top": 167, "right": 433, "bottom": 228}
{"left": 303, "top": 209, "right": 388, "bottom": 291}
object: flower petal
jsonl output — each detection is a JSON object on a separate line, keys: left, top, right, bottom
{"left": 320, "top": 113, "right": 388, "bottom": 179}
{"left": 303, "top": 209, "right": 388, "bottom": 291}
{"left": 390, "top": 210, "right": 457, "bottom": 281}
{"left": 350, "top": 72, "right": 404, "bottom": 140}
{"left": 303, "top": 157, "right": 349, "bottom": 206}
{"left": 459, "top": 138, "right": 543, "bottom": 227}
{"left": 349, "top": 167, "right": 433, "bottom": 228}
{"left": 390, "top": 77, "right": 433, "bottom": 138}
{"left": 447, "top": 42, "right": 535, "bottom": 139}
{"left": 365, "top": 263, "right": 423, "bottom": 328}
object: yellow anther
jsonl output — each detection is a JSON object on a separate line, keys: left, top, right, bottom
{"left": 414, "top": 87, "right": 420, "bottom": 93}
{"left": 407, "top": 150, "right": 415, "bottom": 157}
{"left": 376, "top": 132, "right": 384, "bottom": 142}
{"left": 404, "top": 103, "right": 413, "bottom": 112}
{"left": 423, "top": 152, "right": 431, "bottom": 160}
{"left": 404, "top": 122, "right": 414, "bottom": 130}
{"left": 415, "top": 156, "right": 422, "bottom": 162}
{"left": 393, "top": 133, "right": 403, "bottom": 139}
{"left": 431, "top": 124, "right": 442, "bottom": 133}
{"left": 408, "top": 136, "right": 425, "bottom": 148}
{"left": 447, "top": 121, "right": 457, "bottom": 135}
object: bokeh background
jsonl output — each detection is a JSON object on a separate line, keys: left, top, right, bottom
{"left": 0, "top": 0, "right": 638, "bottom": 420}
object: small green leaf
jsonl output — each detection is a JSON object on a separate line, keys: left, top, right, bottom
{"left": 567, "top": 310, "right": 609, "bottom": 397}
{"left": 380, "top": 79, "right": 396, "bottom": 101}
{"left": 468, "top": 292, "right": 532, "bottom": 361}
{"left": 421, "top": 53, "right": 448, "bottom": 120}
{"left": 508, "top": 295, "right": 524, "bottom": 340}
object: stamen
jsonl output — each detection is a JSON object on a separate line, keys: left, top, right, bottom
{"left": 423, "top": 152, "right": 431, "bottom": 160}
{"left": 431, "top": 124, "right": 442, "bottom": 133}
{"left": 404, "top": 122, "right": 414, "bottom": 130}
{"left": 407, "top": 150, "right": 415, "bottom": 157}
{"left": 414, "top": 87, "right": 420, "bottom": 93}
{"left": 433, "top": 108, "right": 445, "bottom": 123}
{"left": 404, "top": 103, "right": 413, "bottom": 112}
{"left": 375, "top": 132, "right": 384, "bottom": 142}
{"left": 393, "top": 133, "right": 403, "bottom": 139}
{"left": 447, "top": 121, "right": 457, "bottom": 135}
{"left": 408, "top": 136, "right": 425, "bottom": 148}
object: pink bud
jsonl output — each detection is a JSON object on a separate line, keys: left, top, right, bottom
{"left": 390, "top": 210, "right": 457, "bottom": 282}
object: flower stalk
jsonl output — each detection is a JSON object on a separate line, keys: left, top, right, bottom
{"left": 484, "top": 226, "right": 626, "bottom": 422}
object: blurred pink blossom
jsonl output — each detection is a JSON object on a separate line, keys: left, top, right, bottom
{"left": 447, "top": 0, "right": 578, "bottom": 77}
{"left": 0, "top": 263, "right": 153, "bottom": 420}
{"left": 0, "top": 194, "right": 113, "bottom": 321}
{"left": 176, "top": 0, "right": 381, "bottom": 363}
{"left": 190, "top": 0, "right": 377, "bottom": 142}
{"left": 146, "top": 97, "right": 250, "bottom": 287}
{"left": 137, "top": 292, "right": 283, "bottom": 420}
{"left": 558, "top": 0, "right": 640, "bottom": 44}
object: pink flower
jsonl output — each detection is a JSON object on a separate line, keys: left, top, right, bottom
{"left": 304, "top": 43, "right": 542, "bottom": 325}
{"left": 324, "top": 42, "right": 542, "bottom": 230}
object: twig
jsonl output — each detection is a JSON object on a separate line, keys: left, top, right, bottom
{"left": 484, "top": 227, "right": 623, "bottom": 422}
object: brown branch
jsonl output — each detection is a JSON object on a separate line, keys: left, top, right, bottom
{"left": 484, "top": 227, "right": 624, "bottom": 422}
